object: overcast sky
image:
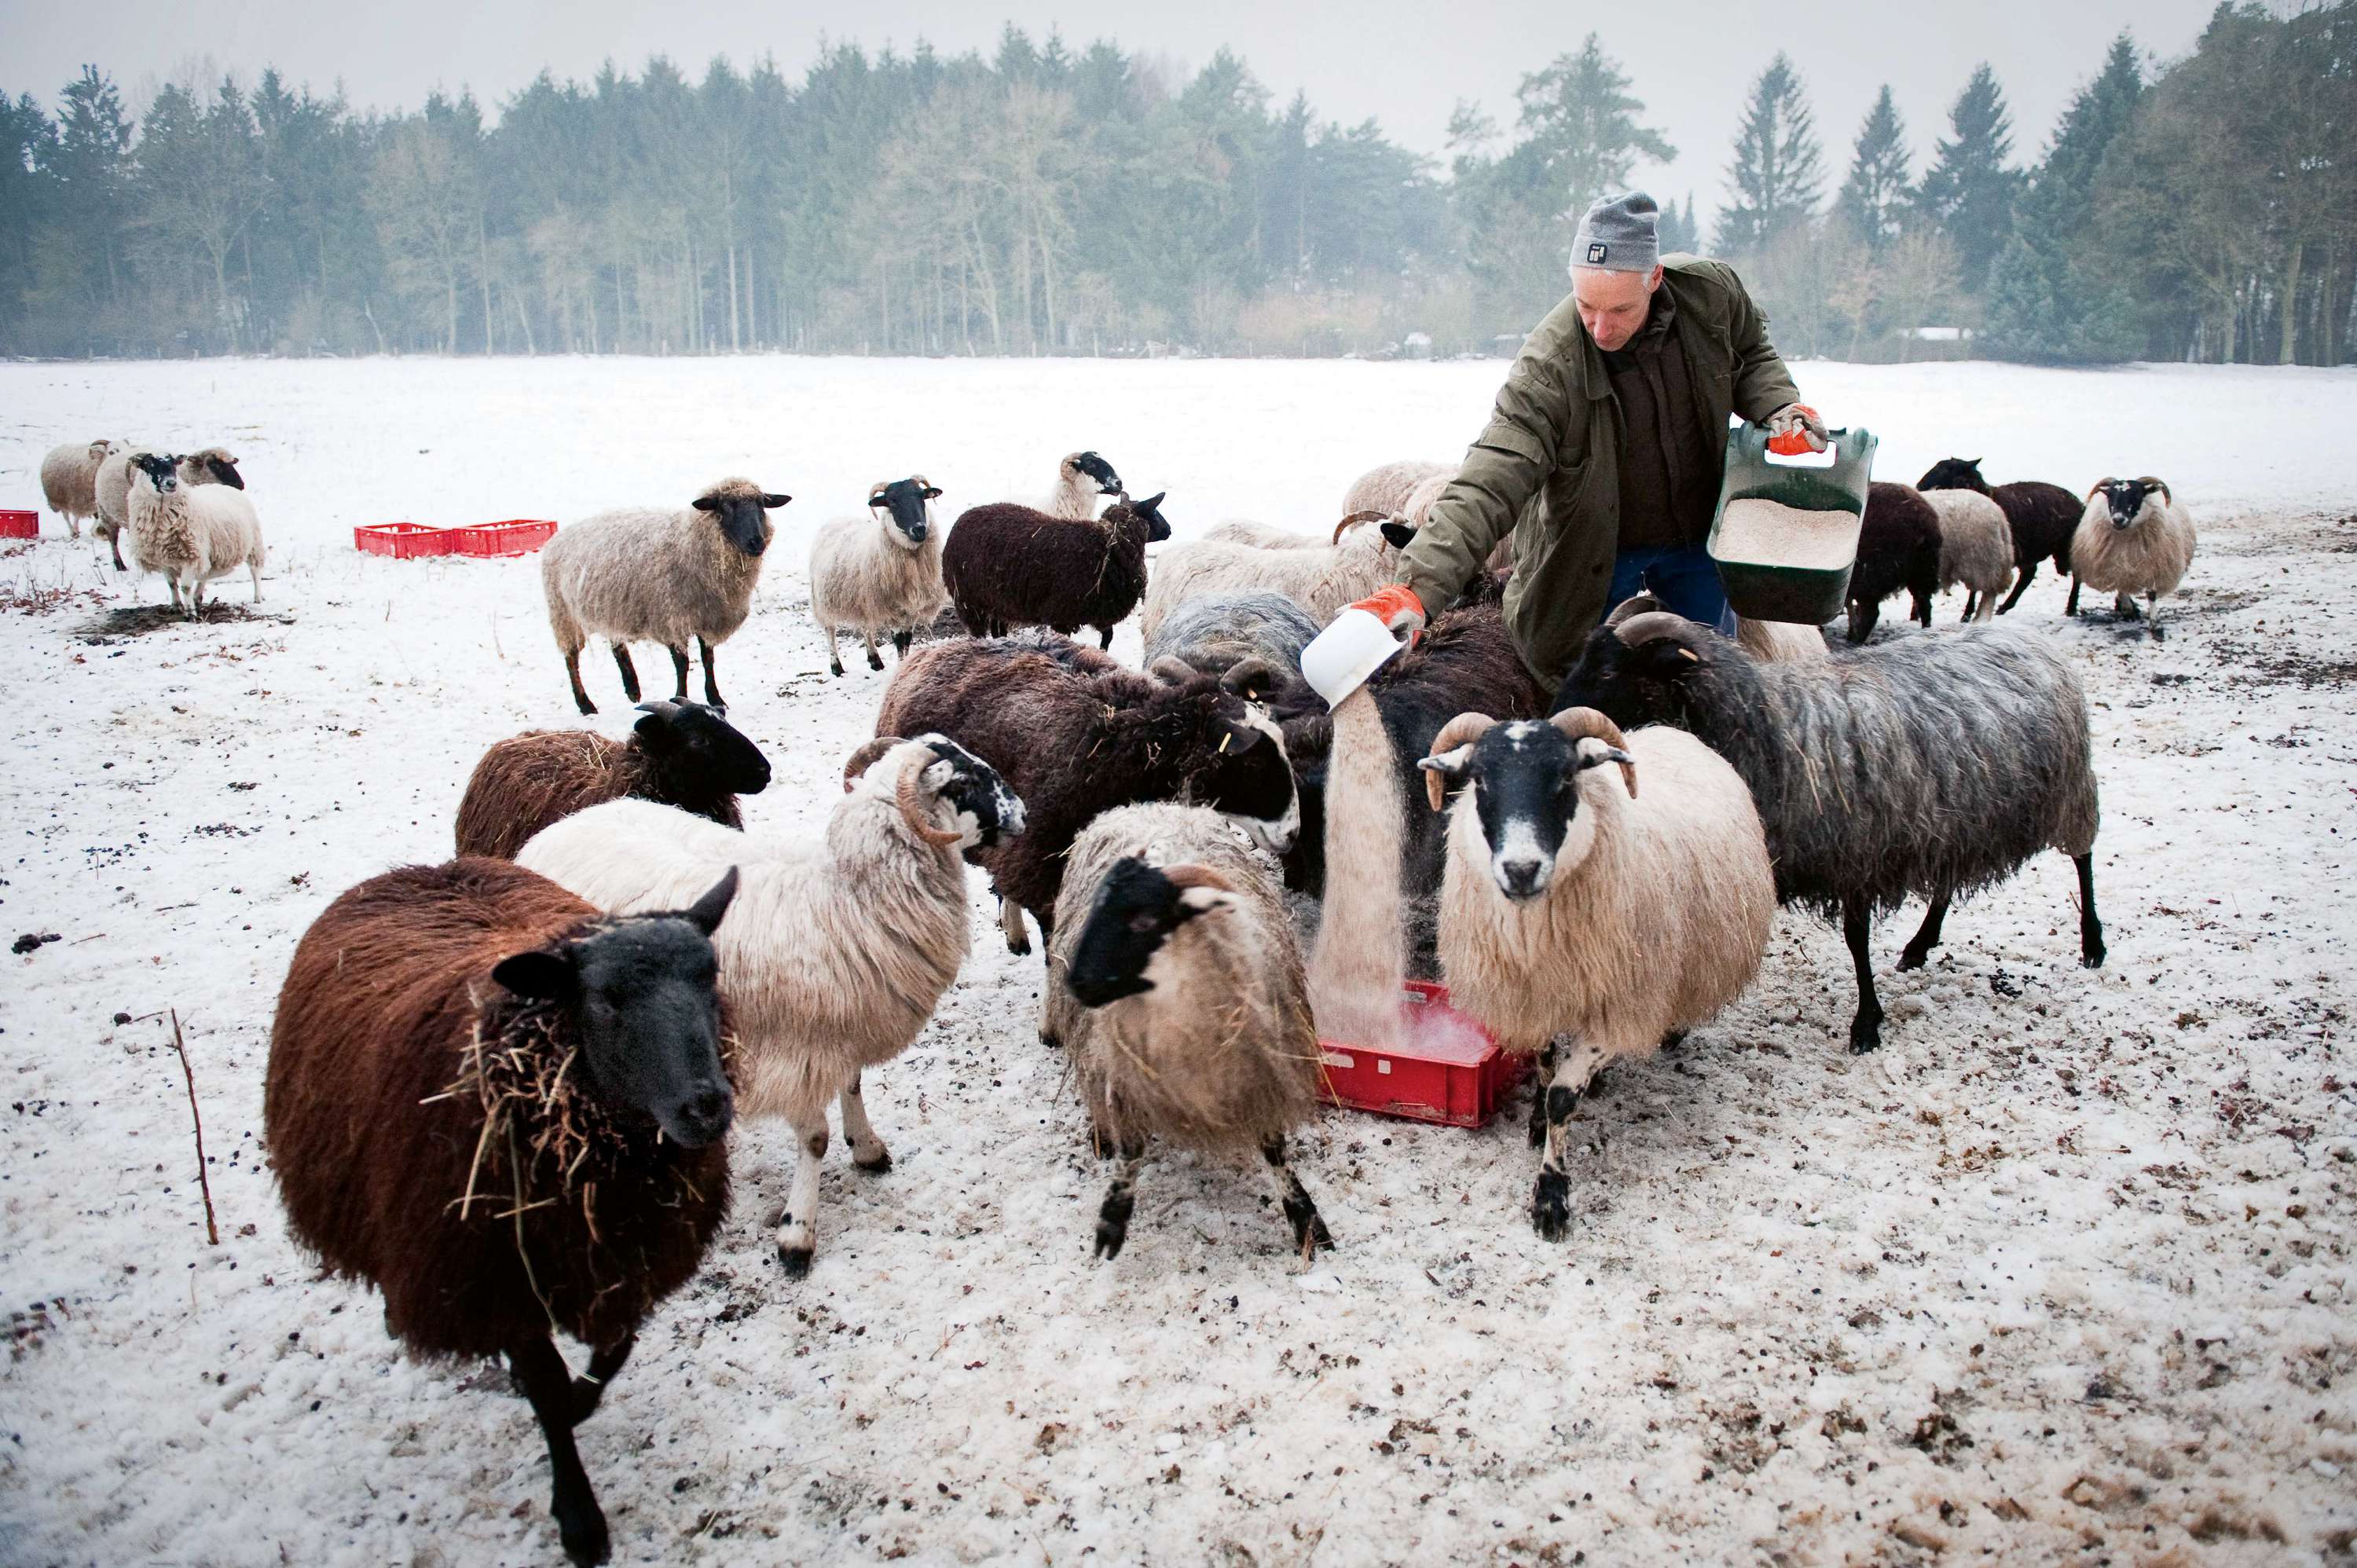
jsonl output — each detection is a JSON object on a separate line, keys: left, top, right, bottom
{"left": 3, "top": 1, "right": 2221, "bottom": 208}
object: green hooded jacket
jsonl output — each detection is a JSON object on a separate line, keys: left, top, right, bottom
{"left": 1397, "top": 255, "right": 1803, "bottom": 690}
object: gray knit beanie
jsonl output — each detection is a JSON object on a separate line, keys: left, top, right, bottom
{"left": 1571, "top": 192, "right": 1660, "bottom": 274}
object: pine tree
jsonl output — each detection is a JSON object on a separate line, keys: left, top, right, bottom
{"left": 1834, "top": 86, "right": 1909, "bottom": 254}
{"left": 1513, "top": 35, "right": 1674, "bottom": 220}
{"left": 1985, "top": 34, "right": 2144, "bottom": 362}
{"left": 51, "top": 66, "right": 134, "bottom": 316}
{"left": 1658, "top": 193, "right": 1699, "bottom": 255}
{"left": 1915, "top": 63, "right": 2022, "bottom": 293}
{"left": 1715, "top": 53, "right": 1824, "bottom": 255}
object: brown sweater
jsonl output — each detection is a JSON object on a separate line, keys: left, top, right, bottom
{"left": 1599, "top": 288, "right": 1719, "bottom": 551}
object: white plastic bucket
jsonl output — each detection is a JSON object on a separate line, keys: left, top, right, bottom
{"left": 1301, "top": 607, "right": 1408, "bottom": 708}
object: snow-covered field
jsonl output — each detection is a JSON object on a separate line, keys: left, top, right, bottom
{"left": 2, "top": 354, "right": 2352, "bottom": 1566}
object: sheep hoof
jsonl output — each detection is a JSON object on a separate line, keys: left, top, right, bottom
{"left": 556, "top": 1503, "right": 611, "bottom": 1566}
{"left": 1530, "top": 1171, "right": 1571, "bottom": 1243}
{"left": 1847, "top": 1017, "right": 1883, "bottom": 1055}
{"left": 2081, "top": 939, "right": 2107, "bottom": 969}
{"left": 852, "top": 1149, "right": 893, "bottom": 1174}
{"left": 776, "top": 1242, "right": 815, "bottom": 1278}
{"left": 1093, "top": 1222, "right": 1129, "bottom": 1262}
{"left": 1004, "top": 932, "right": 1032, "bottom": 958}
{"left": 1287, "top": 1206, "right": 1333, "bottom": 1255}
{"left": 867, "top": 652, "right": 885, "bottom": 671}
{"left": 828, "top": 661, "right": 844, "bottom": 677}
{"left": 1895, "top": 946, "right": 1931, "bottom": 973}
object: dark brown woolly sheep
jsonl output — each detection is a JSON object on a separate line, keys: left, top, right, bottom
{"left": 1918, "top": 458, "right": 2081, "bottom": 615}
{"left": 453, "top": 701, "right": 772, "bottom": 859}
{"left": 266, "top": 857, "right": 739, "bottom": 1565}
{"left": 941, "top": 491, "right": 1172, "bottom": 647}
{"left": 1845, "top": 482, "right": 1944, "bottom": 643}
{"left": 875, "top": 631, "right": 1297, "bottom": 954}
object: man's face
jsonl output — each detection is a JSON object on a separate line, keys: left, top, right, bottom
{"left": 1572, "top": 265, "right": 1663, "bottom": 352}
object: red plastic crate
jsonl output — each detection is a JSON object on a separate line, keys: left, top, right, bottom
{"left": 0, "top": 510, "right": 38, "bottom": 539}
{"left": 1318, "top": 981, "right": 1525, "bottom": 1128}
{"left": 354, "top": 522, "right": 453, "bottom": 559}
{"left": 449, "top": 518, "right": 557, "bottom": 557}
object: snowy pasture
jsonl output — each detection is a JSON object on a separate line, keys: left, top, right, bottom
{"left": 1, "top": 354, "right": 2353, "bottom": 1565}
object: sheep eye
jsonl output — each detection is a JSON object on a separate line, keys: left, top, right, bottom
{"left": 1127, "top": 912, "right": 1161, "bottom": 935}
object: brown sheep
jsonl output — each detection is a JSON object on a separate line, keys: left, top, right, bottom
{"left": 453, "top": 701, "right": 772, "bottom": 859}
{"left": 266, "top": 857, "right": 739, "bottom": 1564}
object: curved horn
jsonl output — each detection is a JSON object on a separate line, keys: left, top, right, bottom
{"left": 1610, "top": 610, "right": 1697, "bottom": 648}
{"left": 2086, "top": 476, "right": 2117, "bottom": 502}
{"left": 1552, "top": 706, "right": 1638, "bottom": 799}
{"left": 1332, "top": 508, "right": 1388, "bottom": 544}
{"left": 841, "top": 735, "right": 903, "bottom": 793}
{"left": 1421, "top": 710, "right": 1497, "bottom": 811}
{"left": 1160, "top": 863, "right": 1236, "bottom": 895}
{"left": 2135, "top": 475, "right": 2171, "bottom": 503}
{"left": 868, "top": 482, "right": 888, "bottom": 505}
{"left": 1146, "top": 654, "right": 1200, "bottom": 685}
{"left": 1604, "top": 591, "right": 1668, "bottom": 628}
{"left": 896, "top": 749, "right": 966, "bottom": 846}
{"left": 1220, "top": 655, "right": 1281, "bottom": 702}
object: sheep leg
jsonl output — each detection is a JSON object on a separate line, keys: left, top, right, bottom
{"left": 1094, "top": 1137, "right": 1146, "bottom": 1261}
{"left": 1912, "top": 590, "right": 1932, "bottom": 629}
{"left": 775, "top": 1117, "right": 828, "bottom": 1277}
{"left": 609, "top": 645, "right": 641, "bottom": 703}
{"left": 1960, "top": 591, "right": 1978, "bottom": 622}
{"left": 860, "top": 629, "right": 883, "bottom": 672}
{"left": 2113, "top": 591, "right": 2140, "bottom": 622}
{"left": 2075, "top": 854, "right": 2106, "bottom": 968}
{"left": 823, "top": 626, "right": 844, "bottom": 678}
{"left": 1526, "top": 1040, "right": 1557, "bottom": 1149}
{"left": 1846, "top": 601, "right": 1876, "bottom": 644}
{"left": 1842, "top": 896, "right": 1885, "bottom": 1054}
{"left": 1897, "top": 894, "right": 1951, "bottom": 971}
{"left": 563, "top": 648, "right": 598, "bottom": 716}
{"left": 108, "top": 528, "right": 126, "bottom": 573}
{"left": 249, "top": 556, "right": 262, "bottom": 604}
{"left": 1096, "top": 624, "right": 1113, "bottom": 650}
{"left": 1532, "top": 1039, "right": 1603, "bottom": 1243}
{"left": 667, "top": 645, "right": 692, "bottom": 703}
{"left": 840, "top": 1072, "right": 891, "bottom": 1173}
{"left": 508, "top": 1334, "right": 610, "bottom": 1566}
{"left": 1996, "top": 562, "right": 2036, "bottom": 614}
{"left": 569, "top": 1333, "right": 635, "bottom": 1427}
{"left": 999, "top": 896, "right": 1032, "bottom": 957}
{"left": 892, "top": 629, "right": 913, "bottom": 659}
{"left": 1261, "top": 1134, "right": 1333, "bottom": 1257}
{"left": 697, "top": 636, "right": 724, "bottom": 709}
{"left": 2146, "top": 596, "right": 2164, "bottom": 642}
{"left": 2065, "top": 576, "right": 2083, "bottom": 617}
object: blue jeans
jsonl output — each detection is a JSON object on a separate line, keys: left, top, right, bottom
{"left": 1602, "top": 543, "right": 1735, "bottom": 635}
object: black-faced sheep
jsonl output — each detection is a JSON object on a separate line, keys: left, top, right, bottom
{"left": 1556, "top": 610, "right": 2106, "bottom": 1055}
{"left": 941, "top": 491, "right": 1171, "bottom": 647}
{"left": 519, "top": 737, "right": 1021, "bottom": 1277}
{"left": 1142, "top": 589, "right": 1321, "bottom": 677}
{"left": 266, "top": 857, "right": 739, "bottom": 1565}
{"left": 1046, "top": 450, "right": 1124, "bottom": 518}
{"left": 454, "top": 701, "right": 773, "bottom": 860}
{"left": 876, "top": 632, "right": 1298, "bottom": 955}
{"left": 808, "top": 476, "right": 947, "bottom": 676}
{"left": 540, "top": 477, "right": 790, "bottom": 715}
{"left": 1919, "top": 488, "right": 2014, "bottom": 621}
{"left": 1917, "top": 459, "right": 2082, "bottom": 615}
{"left": 1845, "top": 481, "right": 1942, "bottom": 643}
{"left": 1142, "top": 511, "right": 1416, "bottom": 644}
{"left": 1413, "top": 707, "right": 1774, "bottom": 1240}
{"left": 126, "top": 452, "right": 264, "bottom": 617}
{"left": 96, "top": 445, "right": 243, "bottom": 572}
{"left": 1051, "top": 802, "right": 1332, "bottom": 1261}
{"left": 2067, "top": 478, "right": 2197, "bottom": 639}
{"left": 38, "top": 438, "right": 117, "bottom": 539}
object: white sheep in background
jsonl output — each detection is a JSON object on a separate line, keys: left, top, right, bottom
{"left": 518, "top": 735, "right": 1025, "bottom": 1277}
{"left": 539, "top": 476, "right": 790, "bottom": 714}
{"left": 94, "top": 445, "right": 244, "bottom": 573}
{"left": 1415, "top": 708, "right": 1774, "bottom": 1241}
{"left": 38, "top": 438, "right": 119, "bottom": 539}
{"left": 1920, "top": 488, "right": 2016, "bottom": 621}
{"left": 1045, "top": 451, "right": 1124, "bottom": 519}
{"left": 124, "top": 452, "right": 265, "bottom": 617}
{"left": 1048, "top": 801, "right": 1331, "bottom": 1262}
{"left": 2069, "top": 478, "right": 2197, "bottom": 639}
{"left": 1340, "top": 459, "right": 1453, "bottom": 519}
{"left": 808, "top": 475, "right": 946, "bottom": 676}
{"left": 1141, "top": 511, "right": 1412, "bottom": 643}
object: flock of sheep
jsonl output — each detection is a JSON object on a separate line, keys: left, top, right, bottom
{"left": 31, "top": 430, "right": 2204, "bottom": 1565}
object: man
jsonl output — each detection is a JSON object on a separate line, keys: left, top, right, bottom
{"left": 1354, "top": 192, "right": 1826, "bottom": 691}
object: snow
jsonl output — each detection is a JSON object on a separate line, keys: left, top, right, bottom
{"left": 2, "top": 354, "right": 2353, "bottom": 1565}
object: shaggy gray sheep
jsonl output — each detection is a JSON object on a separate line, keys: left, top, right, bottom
{"left": 1141, "top": 590, "right": 1321, "bottom": 676}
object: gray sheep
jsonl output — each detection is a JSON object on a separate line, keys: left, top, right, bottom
{"left": 1141, "top": 590, "right": 1321, "bottom": 677}
{"left": 38, "top": 438, "right": 120, "bottom": 539}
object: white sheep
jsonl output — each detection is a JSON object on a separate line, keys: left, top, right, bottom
{"left": 1920, "top": 488, "right": 2015, "bottom": 621}
{"left": 517, "top": 735, "right": 1025, "bottom": 1276}
{"left": 124, "top": 452, "right": 264, "bottom": 617}
{"left": 1048, "top": 801, "right": 1331, "bottom": 1261}
{"left": 1415, "top": 708, "right": 1775, "bottom": 1241}
{"left": 95, "top": 445, "right": 243, "bottom": 573}
{"left": 1142, "top": 511, "right": 1412, "bottom": 643}
{"left": 540, "top": 476, "right": 790, "bottom": 714}
{"left": 38, "top": 438, "right": 119, "bottom": 539}
{"left": 1046, "top": 451, "right": 1124, "bottom": 520}
{"left": 1340, "top": 459, "right": 1453, "bottom": 519}
{"left": 2069, "top": 478, "right": 2197, "bottom": 639}
{"left": 808, "top": 475, "right": 946, "bottom": 676}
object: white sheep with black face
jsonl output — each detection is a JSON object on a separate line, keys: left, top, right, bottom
{"left": 1047, "top": 450, "right": 1124, "bottom": 519}
{"left": 125, "top": 450, "right": 266, "bottom": 617}
{"left": 808, "top": 475, "right": 947, "bottom": 676}
{"left": 2069, "top": 477, "right": 2196, "bottom": 639}
{"left": 1415, "top": 708, "right": 1774, "bottom": 1243}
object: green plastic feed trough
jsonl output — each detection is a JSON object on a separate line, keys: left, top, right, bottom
{"left": 1706, "top": 422, "right": 1879, "bottom": 626}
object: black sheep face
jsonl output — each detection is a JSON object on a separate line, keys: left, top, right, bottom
{"left": 131, "top": 451, "right": 180, "bottom": 494}
{"left": 871, "top": 476, "right": 941, "bottom": 547}
{"left": 489, "top": 870, "right": 741, "bottom": 1148}
{"left": 692, "top": 487, "right": 790, "bottom": 558}
{"left": 919, "top": 736, "right": 1026, "bottom": 847}
{"left": 1916, "top": 457, "right": 1988, "bottom": 493}
{"left": 1552, "top": 621, "right": 1710, "bottom": 733}
{"left": 2095, "top": 478, "right": 2168, "bottom": 529}
{"left": 635, "top": 701, "right": 772, "bottom": 794}
{"left": 1071, "top": 450, "right": 1123, "bottom": 496}
{"left": 1120, "top": 490, "right": 1172, "bottom": 542}
{"left": 206, "top": 454, "right": 245, "bottom": 489}
{"left": 1064, "top": 856, "right": 1225, "bottom": 1006}
{"left": 1198, "top": 706, "right": 1299, "bottom": 855}
{"left": 1417, "top": 721, "right": 1626, "bottom": 900}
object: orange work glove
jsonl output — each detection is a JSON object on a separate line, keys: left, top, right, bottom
{"left": 1351, "top": 584, "right": 1427, "bottom": 647}
{"left": 1765, "top": 402, "right": 1829, "bottom": 455}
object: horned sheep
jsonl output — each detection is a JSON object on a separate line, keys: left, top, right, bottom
{"left": 942, "top": 491, "right": 1171, "bottom": 647}
{"left": 518, "top": 736, "right": 1022, "bottom": 1276}
{"left": 808, "top": 475, "right": 947, "bottom": 676}
{"left": 124, "top": 452, "right": 265, "bottom": 617}
{"left": 540, "top": 477, "right": 790, "bottom": 715}
{"left": 266, "top": 856, "right": 740, "bottom": 1565}
{"left": 1142, "top": 589, "right": 1321, "bottom": 677}
{"left": 2068, "top": 477, "right": 2196, "bottom": 639}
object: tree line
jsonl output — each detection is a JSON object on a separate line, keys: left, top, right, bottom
{"left": 0, "top": 5, "right": 2348, "bottom": 365}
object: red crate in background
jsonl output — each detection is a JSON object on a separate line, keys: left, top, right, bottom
{"left": 353, "top": 522, "right": 452, "bottom": 559}
{"left": 1317, "top": 981, "right": 1524, "bottom": 1128}
{"left": 449, "top": 518, "right": 557, "bottom": 557}
{"left": 0, "top": 510, "right": 39, "bottom": 539}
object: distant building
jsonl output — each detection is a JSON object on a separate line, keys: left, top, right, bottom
{"left": 1403, "top": 332, "right": 1432, "bottom": 361}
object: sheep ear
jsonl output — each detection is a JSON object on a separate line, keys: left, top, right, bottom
{"left": 1574, "top": 739, "right": 1639, "bottom": 799}
{"left": 632, "top": 702, "right": 680, "bottom": 749}
{"left": 692, "top": 496, "right": 722, "bottom": 512}
{"left": 1217, "top": 718, "right": 1266, "bottom": 753}
{"left": 682, "top": 866, "right": 739, "bottom": 936}
{"left": 1633, "top": 639, "right": 1703, "bottom": 677}
{"left": 491, "top": 948, "right": 576, "bottom": 1001}
{"left": 1417, "top": 747, "right": 1472, "bottom": 813}
{"left": 1379, "top": 522, "right": 1417, "bottom": 550}
{"left": 922, "top": 486, "right": 943, "bottom": 500}
{"left": 761, "top": 493, "right": 791, "bottom": 509}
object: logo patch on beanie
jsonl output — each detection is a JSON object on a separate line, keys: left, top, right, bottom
{"left": 1586, "top": 243, "right": 1607, "bottom": 263}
